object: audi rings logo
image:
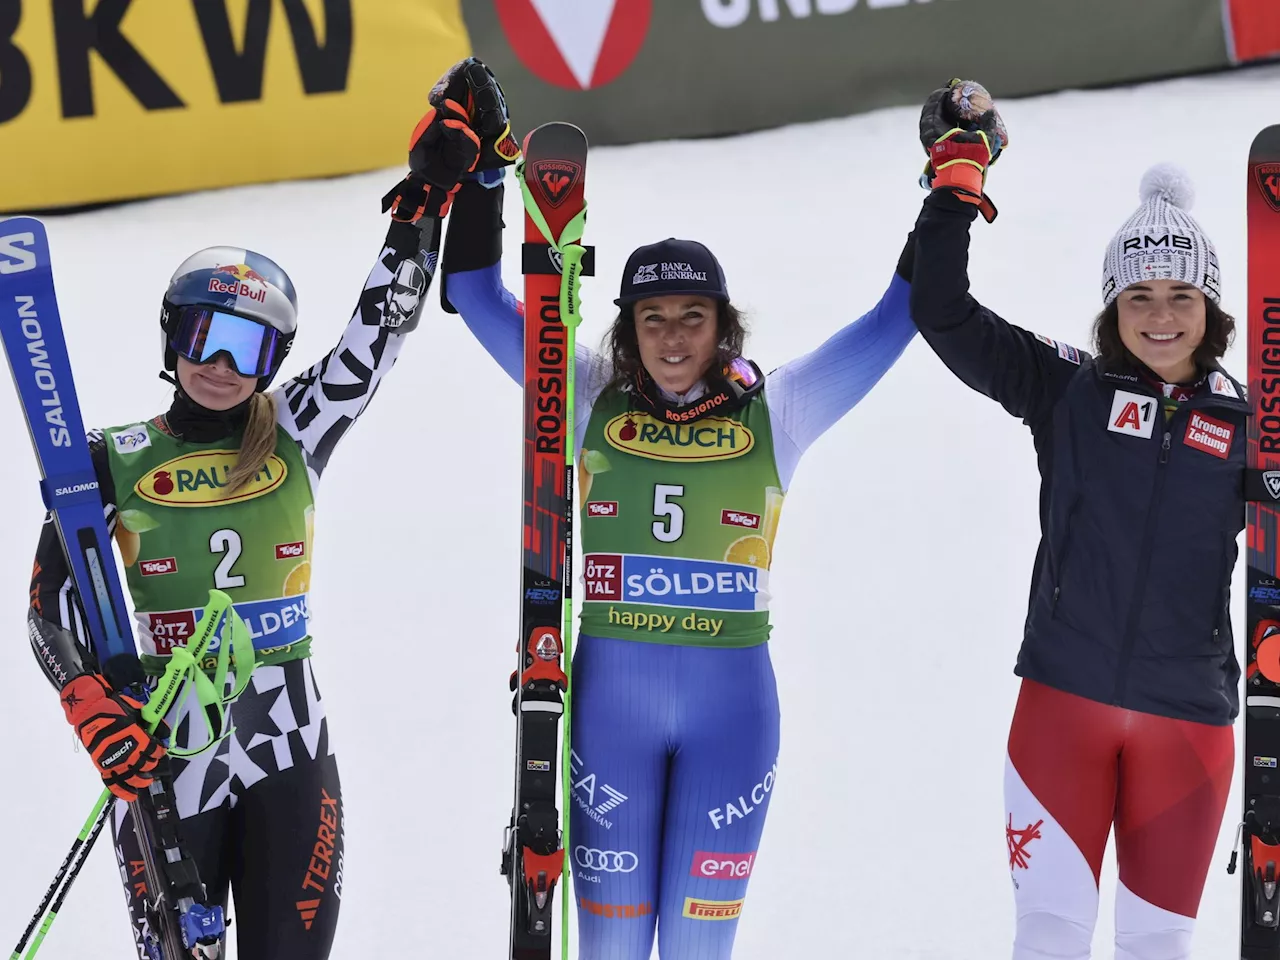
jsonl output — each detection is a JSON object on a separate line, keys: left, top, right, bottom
{"left": 575, "top": 846, "right": 638, "bottom": 873}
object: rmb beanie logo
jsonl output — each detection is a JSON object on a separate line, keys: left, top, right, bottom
{"left": 1101, "top": 163, "right": 1221, "bottom": 306}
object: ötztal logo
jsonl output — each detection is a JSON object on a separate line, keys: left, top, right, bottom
{"left": 494, "top": 0, "right": 652, "bottom": 90}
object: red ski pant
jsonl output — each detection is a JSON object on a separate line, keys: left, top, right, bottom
{"left": 1004, "top": 679, "right": 1233, "bottom": 960}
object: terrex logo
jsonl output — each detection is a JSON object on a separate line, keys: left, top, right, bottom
{"left": 494, "top": 0, "right": 652, "bottom": 90}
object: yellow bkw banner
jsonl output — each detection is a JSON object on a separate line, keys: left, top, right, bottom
{"left": 0, "top": 0, "right": 472, "bottom": 210}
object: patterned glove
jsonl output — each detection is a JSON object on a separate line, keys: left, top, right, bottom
{"left": 61, "top": 673, "right": 166, "bottom": 802}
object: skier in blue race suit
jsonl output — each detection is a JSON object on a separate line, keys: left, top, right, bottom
{"left": 434, "top": 71, "right": 918, "bottom": 959}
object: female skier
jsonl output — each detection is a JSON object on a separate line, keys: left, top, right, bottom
{"left": 24, "top": 58, "right": 511, "bottom": 960}
{"left": 437, "top": 94, "right": 918, "bottom": 959}
{"left": 910, "top": 80, "right": 1241, "bottom": 960}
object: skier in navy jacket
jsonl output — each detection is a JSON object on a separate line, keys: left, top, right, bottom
{"left": 911, "top": 81, "right": 1243, "bottom": 960}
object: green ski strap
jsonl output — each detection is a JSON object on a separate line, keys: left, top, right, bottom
{"left": 19, "top": 591, "right": 252, "bottom": 960}
{"left": 141, "top": 589, "right": 256, "bottom": 759}
{"left": 517, "top": 161, "right": 587, "bottom": 960}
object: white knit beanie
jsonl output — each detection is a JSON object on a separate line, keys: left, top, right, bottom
{"left": 1101, "top": 163, "right": 1221, "bottom": 306}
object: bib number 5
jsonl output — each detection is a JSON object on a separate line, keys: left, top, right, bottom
{"left": 652, "top": 484, "right": 685, "bottom": 543}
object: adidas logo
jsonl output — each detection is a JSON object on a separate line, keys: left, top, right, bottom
{"left": 296, "top": 899, "right": 321, "bottom": 930}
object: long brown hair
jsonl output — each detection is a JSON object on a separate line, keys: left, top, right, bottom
{"left": 1091, "top": 297, "right": 1236, "bottom": 372}
{"left": 601, "top": 301, "right": 748, "bottom": 396}
{"left": 225, "top": 392, "right": 279, "bottom": 492}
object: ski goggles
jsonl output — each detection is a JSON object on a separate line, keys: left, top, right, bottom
{"left": 170, "top": 306, "right": 284, "bottom": 378}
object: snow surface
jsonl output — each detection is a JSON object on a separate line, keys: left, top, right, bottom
{"left": 3, "top": 63, "right": 1279, "bottom": 959}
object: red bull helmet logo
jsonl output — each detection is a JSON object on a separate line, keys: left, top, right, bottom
{"left": 208, "top": 263, "right": 268, "bottom": 303}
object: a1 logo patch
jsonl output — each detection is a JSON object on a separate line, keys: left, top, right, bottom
{"left": 1107, "top": 390, "right": 1157, "bottom": 439}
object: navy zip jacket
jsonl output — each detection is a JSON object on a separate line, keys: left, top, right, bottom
{"left": 911, "top": 189, "right": 1246, "bottom": 726}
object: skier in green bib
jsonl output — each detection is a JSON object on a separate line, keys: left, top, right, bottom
{"left": 442, "top": 122, "right": 919, "bottom": 954}
{"left": 23, "top": 58, "right": 514, "bottom": 960}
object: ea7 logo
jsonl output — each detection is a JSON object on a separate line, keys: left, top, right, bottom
{"left": 1107, "top": 390, "right": 1156, "bottom": 439}
{"left": 0, "top": 233, "right": 37, "bottom": 274}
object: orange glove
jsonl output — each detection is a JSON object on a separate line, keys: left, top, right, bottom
{"left": 919, "top": 79, "right": 1008, "bottom": 222}
{"left": 60, "top": 674, "right": 167, "bottom": 802}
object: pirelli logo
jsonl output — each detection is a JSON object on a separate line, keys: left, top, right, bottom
{"left": 682, "top": 897, "right": 744, "bottom": 921}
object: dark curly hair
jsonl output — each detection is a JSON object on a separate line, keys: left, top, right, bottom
{"left": 1091, "top": 296, "right": 1236, "bottom": 372}
{"left": 601, "top": 300, "right": 748, "bottom": 396}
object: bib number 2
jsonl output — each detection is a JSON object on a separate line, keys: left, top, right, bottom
{"left": 210, "top": 529, "right": 245, "bottom": 588}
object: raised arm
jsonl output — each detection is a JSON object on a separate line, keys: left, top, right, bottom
{"left": 441, "top": 178, "right": 602, "bottom": 391}
{"left": 274, "top": 215, "right": 436, "bottom": 482}
{"left": 273, "top": 58, "right": 519, "bottom": 481}
{"left": 766, "top": 240, "right": 917, "bottom": 485}
{"left": 911, "top": 80, "right": 1083, "bottom": 425}
{"left": 910, "top": 188, "right": 1085, "bottom": 425}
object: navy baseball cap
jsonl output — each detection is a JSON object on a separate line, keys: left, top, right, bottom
{"left": 614, "top": 239, "right": 729, "bottom": 306}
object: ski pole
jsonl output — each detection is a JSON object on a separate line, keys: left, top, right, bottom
{"left": 9, "top": 791, "right": 111, "bottom": 960}
{"left": 558, "top": 239, "right": 585, "bottom": 960}
{"left": 12, "top": 592, "right": 252, "bottom": 959}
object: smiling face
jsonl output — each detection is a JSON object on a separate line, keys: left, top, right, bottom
{"left": 1114, "top": 279, "right": 1206, "bottom": 383}
{"left": 176, "top": 355, "right": 257, "bottom": 410}
{"left": 633, "top": 295, "right": 721, "bottom": 396}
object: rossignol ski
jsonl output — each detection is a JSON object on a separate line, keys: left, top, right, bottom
{"left": 502, "top": 123, "right": 591, "bottom": 960}
{"left": 1237, "top": 125, "right": 1280, "bottom": 959}
{"left": 0, "top": 218, "right": 233, "bottom": 960}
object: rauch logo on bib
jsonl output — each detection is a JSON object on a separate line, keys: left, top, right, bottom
{"left": 604, "top": 413, "right": 754, "bottom": 462}
{"left": 134, "top": 451, "right": 287, "bottom": 507}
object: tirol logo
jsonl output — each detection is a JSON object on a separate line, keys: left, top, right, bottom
{"left": 134, "top": 451, "right": 288, "bottom": 507}
{"left": 532, "top": 159, "right": 582, "bottom": 209}
{"left": 139, "top": 557, "right": 178, "bottom": 577}
{"left": 1257, "top": 163, "right": 1280, "bottom": 213}
{"left": 604, "top": 413, "right": 755, "bottom": 462}
{"left": 721, "top": 510, "right": 760, "bottom": 529}
{"left": 587, "top": 501, "right": 619, "bottom": 517}
{"left": 493, "top": 0, "right": 652, "bottom": 91}
{"left": 276, "top": 542, "right": 306, "bottom": 560}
